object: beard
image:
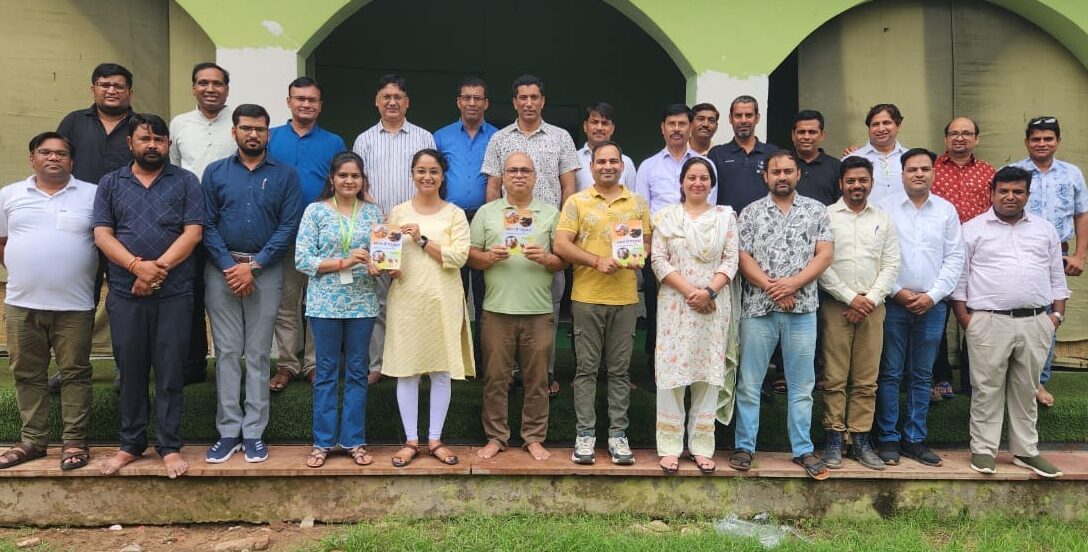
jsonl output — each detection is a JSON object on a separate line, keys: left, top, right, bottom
{"left": 135, "top": 150, "right": 166, "bottom": 171}
{"left": 97, "top": 103, "right": 129, "bottom": 117}
{"left": 240, "top": 144, "right": 265, "bottom": 157}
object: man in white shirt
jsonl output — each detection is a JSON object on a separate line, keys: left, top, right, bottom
{"left": 0, "top": 132, "right": 99, "bottom": 470}
{"left": 574, "top": 102, "right": 635, "bottom": 192}
{"left": 875, "top": 148, "right": 964, "bottom": 468}
{"left": 848, "top": 104, "right": 909, "bottom": 205}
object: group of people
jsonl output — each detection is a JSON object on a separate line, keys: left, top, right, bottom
{"left": 0, "top": 61, "right": 1078, "bottom": 482}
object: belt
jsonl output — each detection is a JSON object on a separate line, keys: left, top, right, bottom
{"left": 230, "top": 251, "right": 256, "bottom": 263}
{"left": 984, "top": 307, "right": 1047, "bottom": 318}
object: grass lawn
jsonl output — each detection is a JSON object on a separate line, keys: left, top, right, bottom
{"left": 314, "top": 511, "right": 1088, "bottom": 552}
{"left": 2, "top": 325, "right": 1087, "bottom": 448}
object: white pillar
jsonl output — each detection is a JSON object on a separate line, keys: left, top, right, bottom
{"left": 686, "top": 70, "right": 770, "bottom": 147}
{"left": 216, "top": 47, "right": 302, "bottom": 125}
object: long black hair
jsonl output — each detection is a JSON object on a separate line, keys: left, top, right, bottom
{"left": 316, "top": 151, "right": 369, "bottom": 202}
{"left": 411, "top": 148, "right": 449, "bottom": 200}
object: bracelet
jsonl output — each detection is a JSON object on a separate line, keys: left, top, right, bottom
{"left": 127, "top": 256, "right": 142, "bottom": 274}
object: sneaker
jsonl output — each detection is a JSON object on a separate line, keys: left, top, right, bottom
{"left": 878, "top": 441, "right": 900, "bottom": 466}
{"left": 849, "top": 432, "right": 886, "bottom": 471}
{"left": 822, "top": 431, "right": 844, "bottom": 469}
{"left": 970, "top": 453, "right": 996, "bottom": 474}
{"left": 205, "top": 437, "right": 242, "bottom": 464}
{"left": 244, "top": 438, "right": 269, "bottom": 463}
{"left": 1013, "top": 455, "right": 1064, "bottom": 478}
{"left": 571, "top": 434, "right": 595, "bottom": 465}
{"left": 607, "top": 434, "right": 635, "bottom": 465}
{"left": 901, "top": 442, "right": 942, "bottom": 467}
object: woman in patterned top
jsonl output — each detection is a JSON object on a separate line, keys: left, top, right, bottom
{"left": 295, "top": 151, "right": 383, "bottom": 468}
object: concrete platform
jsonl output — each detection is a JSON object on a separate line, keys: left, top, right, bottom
{"left": 0, "top": 445, "right": 1085, "bottom": 526}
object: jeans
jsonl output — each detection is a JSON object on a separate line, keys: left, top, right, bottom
{"left": 309, "top": 316, "right": 375, "bottom": 449}
{"left": 876, "top": 301, "right": 948, "bottom": 444}
{"left": 734, "top": 311, "right": 817, "bottom": 456}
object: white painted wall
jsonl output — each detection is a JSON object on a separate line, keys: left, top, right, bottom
{"left": 686, "top": 70, "right": 770, "bottom": 146}
{"left": 216, "top": 47, "right": 302, "bottom": 125}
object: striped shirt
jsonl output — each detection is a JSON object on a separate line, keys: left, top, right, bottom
{"left": 352, "top": 120, "right": 436, "bottom": 216}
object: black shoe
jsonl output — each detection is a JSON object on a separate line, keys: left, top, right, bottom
{"left": 901, "top": 442, "right": 942, "bottom": 467}
{"left": 47, "top": 374, "right": 62, "bottom": 394}
{"left": 849, "top": 432, "right": 886, "bottom": 471}
{"left": 878, "top": 441, "right": 900, "bottom": 466}
{"left": 822, "top": 430, "right": 844, "bottom": 469}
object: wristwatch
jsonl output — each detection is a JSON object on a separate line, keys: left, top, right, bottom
{"left": 419, "top": 235, "right": 429, "bottom": 249}
{"left": 248, "top": 261, "right": 263, "bottom": 278}
{"left": 704, "top": 286, "right": 718, "bottom": 300}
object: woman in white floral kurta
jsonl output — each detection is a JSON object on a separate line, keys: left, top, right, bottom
{"left": 651, "top": 158, "right": 739, "bottom": 474}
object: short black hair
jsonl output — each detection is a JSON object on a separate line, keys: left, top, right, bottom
{"left": 128, "top": 113, "right": 169, "bottom": 138}
{"left": 377, "top": 74, "right": 408, "bottom": 95}
{"left": 691, "top": 103, "right": 719, "bottom": 120}
{"left": 585, "top": 102, "right": 615, "bottom": 122}
{"left": 765, "top": 149, "right": 799, "bottom": 168}
{"left": 865, "top": 103, "right": 903, "bottom": 126}
{"left": 944, "top": 117, "right": 979, "bottom": 136}
{"left": 28, "top": 131, "right": 74, "bottom": 157}
{"left": 794, "top": 110, "right": 825, "bottom": 131}
{"left": 899, "top": 147, "right": 937, "bottom": 169}
{"left": 729, "top": 95, "right": 759, "bottom": 115}
{"left": 232, "top": 104, "right": 271, "bottom": 127}
{"left": 191, "top": 62, "right": 229, "bottom": 85}
{"left": 591, "top": 140, "right": 623, "bottom": 161}
{"left": 661, "top": 103, "right": 692, "bottom": 123}
{"left": 457, "top": 76, "right": 487, "bottom": 98}
{"left": 991, "top": 166, "right": 1032, "bottom": 192}
{"left": 678, "top": 157, "right": 716, "bottom": 203}
{"left": 511, "top": 75, "right": 544, "bottom": 98}
{"left": 411, "top": 148, "right": 449, "bottom": 200}
{"left": 1026, "top": 116, "right": 1061, "bottom": 140}
{"left": 288, "top": 76, "right": 323, "bottom": 98}
{"left": 91, "top": 63, "right": 133, "bottom": 88}
{"left": 839, "top": 155, "right": 874, "bottom": 179}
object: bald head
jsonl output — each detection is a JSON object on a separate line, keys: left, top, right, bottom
{"left": 502, "top": 151, "right": 536, "bottom": 199}
{"left": 944, "top": 116, "right": 980, "bottom": 158}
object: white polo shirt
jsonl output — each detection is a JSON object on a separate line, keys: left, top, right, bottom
{"left": 0, "top": 176, "right": 99, "bottom": 311}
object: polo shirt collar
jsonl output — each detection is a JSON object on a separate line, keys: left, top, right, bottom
{"left": 499, "top": 196, "right": 544, "bottom": 213}
{"left": 729, "top": 139, "right": 770, "bottom": 154}
{"left": 588, "top": 184, "right": 633, "bottom": 201}
{"left": 23, "top": 175, "right": 80, "bottom": 194}
{"left": 117, "top": 162, "right": 178, "bottom": 182}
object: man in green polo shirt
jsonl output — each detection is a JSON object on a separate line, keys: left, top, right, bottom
{"left": 469, "top": 152, "right": 566, "bottom": 461}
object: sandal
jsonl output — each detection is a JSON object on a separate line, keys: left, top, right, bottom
{"left": 350, "top": 446, "right": 373, "bottom": 466}
{"left": 548, "top": 380, "right": 560, "bottom": 398}
{"left": 60, "top": 440, "right": 90, "bottom": 470}
{"left": 428, "top": 442, "right": 459, "bottom": 465}
{"left": 689, "top": 453, "right": 716, "bottom": 474}
{"left": 269, "top": 368, "right": 293, "bottom": 392}
{"left": 936, "top": 381, "right": 955, "bottom": 400}
{"left": 793, "top": 452, "right": 830, "bottom": 480}
{"left": 306, "top": 447, "right": 329, "bottom": 468}
{"left": 0, "top": 442, "right": 46, "bottom": 469}
{"left": 729, "top": 450, "right": 753, "bottom": 472}
{"left": 771, "top": 378, "right": 787, "bottom": 394}
{"left": 659, "top": 455, "right": 679, "bottom": 474}
{"left": 391, "top": 443, "right": 420, "bottom": 467}
{"left": 930, "top": 386, "right": 944, "bottom": 402}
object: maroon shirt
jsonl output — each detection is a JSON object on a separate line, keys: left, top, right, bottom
{"left": 931, "top": 153, "right": 995, "bottom": 223}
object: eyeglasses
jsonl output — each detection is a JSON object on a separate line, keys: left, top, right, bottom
{"left": 945, "top": 131, "right": 977, "bottom": 139}
{"left": 95, "top": 82, "right": 129, "bottom": 92}
{"left": 237, "top": 125, "right": 269, "bottom": 135}
{"left": 379, "top": 94, "right": 406, "bottom": 102}
{"left": 458, "top": 95, "right": 486, "bottom": 103}
{"left": 290, "top": 96, "right": 321, "bottom": 105}
{"left": 1030, "top": 117, "right": 1058, "bottom": 126}
{"left": 504, "top": 167, "right": 535, "bottom": 176}
{"left": 35, "top": 149, "right": 70, "bottom": 159}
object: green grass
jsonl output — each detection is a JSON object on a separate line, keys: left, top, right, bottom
{"left": 2, "top": 326, "right": 1087, "bottom": 449}
{"left": 311, "top": 511, "right": 1088, "bottom": 552}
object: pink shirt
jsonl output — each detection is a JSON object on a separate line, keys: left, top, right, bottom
{"left": 952, "top": 208, "right": 1069, "bottom": 310}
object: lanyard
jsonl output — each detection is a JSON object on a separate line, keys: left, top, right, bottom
{"left": 333, "top": 196, "right": 358, "bottom": 257}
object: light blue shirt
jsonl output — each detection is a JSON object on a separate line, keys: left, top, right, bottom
{"left": 434, "top": 119, "right": 498, "bottom": 212}
{"left": 1013, "top": 157, "right": 1088, "bottom": 243}
{"left": 879, "top": 193, "right": 964, "bottom": 302}
{"left": 635, "top": 147, "right": 717, "bottom": 214}
{"left": 850, "top": 141, "right": 909, "bottom": 206}
{"left": 295, "top": 201, "right": 383, "bottom": 319}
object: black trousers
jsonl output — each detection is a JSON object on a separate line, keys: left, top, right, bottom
{"left": 107, "top": 293, "right": 192, "bottom": 457}
{"left": 641, "top": 264, "right": 657, "bottom": 385}
{"left": 185, "top": 247, "right": 209, "bottom": 383}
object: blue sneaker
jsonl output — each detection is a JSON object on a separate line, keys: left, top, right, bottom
{"left": 205, "top": 437, "right": 242, "bottom": 464}
{"left": 244, "top": 438, "right": 269, "bottom": 463}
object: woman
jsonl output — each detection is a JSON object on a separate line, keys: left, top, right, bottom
{"left": 384, "top": 148, "right": 474, "bottom": 467}
{"left": 295, "top": 151, "right": 383, "bottom": 468}
{"left": 651, "top": 157, "right": 739, "bottom": 474}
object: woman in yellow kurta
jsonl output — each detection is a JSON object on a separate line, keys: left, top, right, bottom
{"left": 384, "top": 149, "right": 474, "bottom": 467}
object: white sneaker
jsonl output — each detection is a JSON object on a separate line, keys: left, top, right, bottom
{"left": 571, "top": 434, "right": 595, "bottom": 465}
{"left": 608, "top": 435, "right": 635, "bottom": 465}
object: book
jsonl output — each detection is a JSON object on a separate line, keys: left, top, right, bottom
{"left": 611, "top": 220, "right": 645, "bottom": 268}
{"left": 369, "top": 224, "right": 403, "bottom": 270}
{"left": 502, "top": 207, "right": 533, "bottom": 255}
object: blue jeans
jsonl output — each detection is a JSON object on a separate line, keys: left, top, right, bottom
{"left": 875, "top": 301, "right": 947, "bottom": 444}
{"left": 735, "top": 311, "right": 817, "bottom": 456}
{"left": 309, "top": 317, "right": 375, "bottom": 449}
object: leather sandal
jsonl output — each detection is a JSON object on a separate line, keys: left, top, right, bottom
{"left": 350, "top": 446, "right": 373, "bottom": 466}
{"left": 269, "top": 368, "right": 293, "bottom": 392}
{"left": 391, "top": 442, "right": 420, "bottom": 467}
{"left": 659, "top": 455, "right": 679, "bottom": 474}
{"left": 729, "top": 450, "right": 753, "bottom": 471}
{"left": 689, "top": 453, "right": 716, "bottom": 474}
{"left": 428, "top": 442, "right": 459, "bottom": 465}
{"left": 60, "top": 440, "right": 90, "bottom": 470}
{"left": 305, "top": 447, "right": 329, "bottom": 468}
{"left": 0, "top": 443, "right": 46, "bottom": 469}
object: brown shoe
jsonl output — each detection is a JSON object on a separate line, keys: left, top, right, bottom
{"left": 269, "top": 368, "right": 293, "bottom": 392}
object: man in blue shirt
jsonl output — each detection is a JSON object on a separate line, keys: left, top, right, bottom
{"left": 267, "top": 77, "right": 346, "bottom": 392}
{"left": 202, "top": 104, "right": 302, "bottom": 464}
{"left": 709, "top": 95, "right": 779, "bottom": 213}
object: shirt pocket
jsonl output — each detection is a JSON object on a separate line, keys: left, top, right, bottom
{"left": 157, "top": 191, "right": 185, "bottom": 227}
{"left": 55, "top": 209, "right": 93, "bottom": 233}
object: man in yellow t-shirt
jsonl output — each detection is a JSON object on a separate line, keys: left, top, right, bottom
{"left": 555, "top": 141, "right": 651, "bottom": 466}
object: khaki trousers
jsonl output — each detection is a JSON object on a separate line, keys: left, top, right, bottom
{"left": 966, "top": 311, "right": 1053, "bottom": 457}
{"left": 5, "top": 304, "right": 94, "bottom": 446}
{"left": 571, "top": 301, "right": 637, "bottom": 437}
{"left": 274, "top": 245, "right": 315, "bottom": 376}
{"left": 819, "top": 299, "right": 884, "bottom": 433}
{"left": 480, "top": 310, "right": 553, "bottom": 447}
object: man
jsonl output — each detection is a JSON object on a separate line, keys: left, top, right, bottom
{"left": 732, "top": 150, "right": 834, "bottom": 480}
{"left": 848, "top": 104, "right": 908, "bottom": 205}
{"left": 817, "top": 156, "right": 900, "bottom": 471}
{"left": 202, "top": 104, "right": 301, "bottom": 464}
{"left": 709, "top": 95, "right": 779, "bottom": 213}
{"left": 353, "top": 74, "right": 435, "bottom": 384}
{"left": 554, "top": 141, "right": 650, "bottom": 466}
{"left": 469, "top": 152, "right": 565, "bottom": 462}
{"left": 169, "top": 62, "right": 236, "bottom": 386}
{"left": 952, "top": 166, "right": 1067, "bottom": 478}
{"left": 58, "top": 63, "right": 136, "bottom": 184}
{"left": 688, "top": 103, "right": 719, "bottom": 156}
{"left": 1013, "top": 116, "right": 1088, "bottom": 407}
{"left": 930, "top": 116, "right": 996, "bottom": 400}
{"left": 792, "top": 110, "right": 842, "bottom": 206}
{"left": 268, "top": 77, "right": 346, "bottom": 391}
{"left": 574, "top": 102, "right": 635, "bottom": 192}
{"left": 93, "top": 114, "right": 204, "bottom": 479}
{"left": 875, "top": 148, "right": 964, "bottom": 467}
{"left": 0, "top": 133, "right": 98, "bottom": 470}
